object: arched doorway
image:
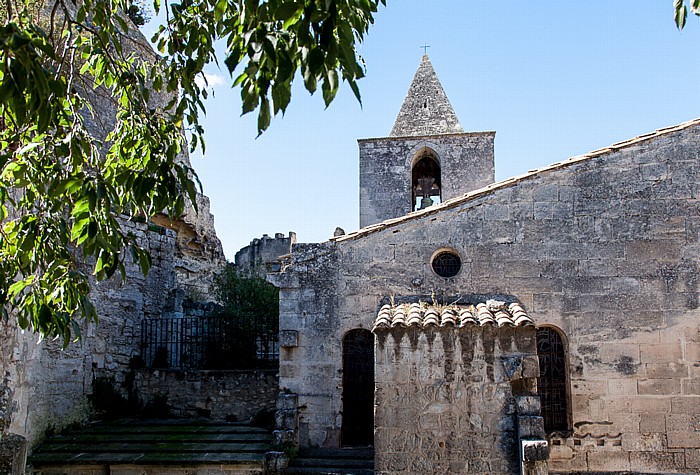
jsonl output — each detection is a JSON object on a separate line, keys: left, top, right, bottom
{"left": 341, "top": 329, "right": 374, "bottom": 446}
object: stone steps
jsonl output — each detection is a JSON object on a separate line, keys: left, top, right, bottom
{"left": 29, "top": 418, "right": 272, "bottom": 474}
{"left": 285, "top": 447, "right": 374, "bottom": 475}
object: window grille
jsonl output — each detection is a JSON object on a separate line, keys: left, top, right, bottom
{"left": 537, "top": 327, "right": 569, "bottom": 432}
{"left": 432, "top": 251, "right": 461, "bottom": 278}
{"left": 140, "top": 315, "right": 278, "bottom": 370}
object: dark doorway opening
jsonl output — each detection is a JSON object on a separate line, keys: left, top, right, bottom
{"left": 341, "top": 329, "right": 374, "bottom": 447}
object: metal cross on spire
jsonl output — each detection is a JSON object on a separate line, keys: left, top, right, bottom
{"left": 420, "top": 45, "right": 431, "bottom": 55}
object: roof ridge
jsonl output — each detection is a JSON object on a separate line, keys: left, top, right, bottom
{"left": 334, "top": 116, "right": 700, "bottom": 243}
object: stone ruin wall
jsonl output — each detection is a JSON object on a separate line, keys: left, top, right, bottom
{"left": 234, "top": 232, "right": 296, "bottom": 278}
{"left": 0, "top": 25, "right": 226, "bottom": 451}
{"left": 374, "top": 326, "right": 539, "bottom": 475}
{"left": 133, "top": 369, "right": 277, "bottom": 421}
{"left": 0, "top": 221, "right": 177, "bottom": 448}
{"left": 276, "top": 123, "right": 700, "bottom": 473}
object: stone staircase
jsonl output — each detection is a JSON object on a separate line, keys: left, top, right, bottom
{"left": 29, "top": 418, "right": 273, "bottom": 475}
{"left": 285, "top": 447, "right": 374, "bottom": 475}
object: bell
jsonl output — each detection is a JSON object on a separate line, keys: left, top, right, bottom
{"left": 417, "top": 176, "right": 435, "bottom": 209}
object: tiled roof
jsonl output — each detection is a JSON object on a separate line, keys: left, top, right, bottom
{"left": 373, "top": 300, "right": 533, "bottom": 332}
{"left": 334, "top": 117, "right": 700, "bottom": 243}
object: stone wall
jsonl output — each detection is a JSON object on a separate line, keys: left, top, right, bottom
{"left": 133, "top": 369, "right": 278, "bottom": 421}
{"left": 275, "top": 121, "right": 700, "bottom": 473}
{"left": 0, "top": 22, "right": 226, "bottom": 456}
{"left": 358, "top": 132, "right": 495, "bottom": 227}
{"left": 0, "top": 221, "right": 177, "bottom": 448}
{"left": 235, "top": 233, "right": 296, "bottom": 277}
{"left": 374, "top": 326, "right": 538, "bottom": 474}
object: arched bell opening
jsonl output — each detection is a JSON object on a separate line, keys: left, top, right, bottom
{"left": 411, "top": 152, "right": 442, "bottom": 211}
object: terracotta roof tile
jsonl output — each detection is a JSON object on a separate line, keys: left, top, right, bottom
{"left": 373, "top": 300, "right": 534, "bottom": 332}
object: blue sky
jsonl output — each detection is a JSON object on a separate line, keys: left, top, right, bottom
{"left": 150, "top": 3, "right": 700, "bottom": 259}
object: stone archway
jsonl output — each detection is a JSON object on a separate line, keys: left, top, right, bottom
{"left": 341, "top": 329, "right": 374, "bottom": 447}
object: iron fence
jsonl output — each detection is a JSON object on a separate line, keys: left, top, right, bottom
{"left": 140, "top": 315, "right": 278, "bottom": 370}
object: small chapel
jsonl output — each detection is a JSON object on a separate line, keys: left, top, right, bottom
{"left": 269, "top": 55, "right": 700, "bottom": 474}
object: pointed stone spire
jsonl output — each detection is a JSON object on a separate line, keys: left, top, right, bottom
{"left": 390, "top": 55, "right": 463, "bottom": 137}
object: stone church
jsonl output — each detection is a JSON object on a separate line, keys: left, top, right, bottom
{"left": 270, "top": 55, "right": 700, "bottom": 474}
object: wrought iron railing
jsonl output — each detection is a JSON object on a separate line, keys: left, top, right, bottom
{"left": 140, "top": 316, "right": 278, "bottom": 370}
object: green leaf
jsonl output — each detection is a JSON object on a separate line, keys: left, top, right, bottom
{"left": 692, "top": 0, "right": 700, "bottom": 14}
{"left": 676, "top": 0, "right": 687, "bottom": 29}
{"left": 138, "top": 250, "right": 151, "bottom": 276}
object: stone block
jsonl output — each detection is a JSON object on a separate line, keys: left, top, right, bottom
{"left": 549, "top": 442, "right": 574, "bottom": 460}
{"left": 521, "top": 439, "right": 549, "bottom": 462}
{"left": 666, "top": 413, "right": 700, "bottom": 432}
{"left": 549, "top": 452, "right": 588, "bottom": 472}
{"left": 671, "top": 396, "right": 700, "bottom": 414}
{"left": 275, "top": 409, "right": 297, "bottom": 431}
{"left": 521, "top": 355, "right": 539, "bottom": 379}
{"left": 515, "top": 396, "right": 541, "bottom": 416}
{"left": 279, "top": 330, "right": 299, "bottom": 348}
{"left": 277, "top": 392, "right": 298, "bottom": 411}
{"left": 686, "top": 448, "right": 700, "bottom": 469}
{"left": 638, "top": 378, "right": 681, "bottom": 395}
{"left": 517, "top": 415, "right": 545, "bottom": 439}
{"left": 589, "top": 398, "right": 609, "bottom": 420}
{"left": 629, "top": 450, "right": 685, "bottom": 472}
{"left": 639, "top": 342, "right": 683, "bottom": 364}
{"left": 600, "top": 343, "right": 640, "bottom": 362}
{"left": 621, "top": 432, "right": 664, "bottom": 452}
{"left": 645, "top": 362, "right": 688, "bottom": 379}
{"left": 639, "top": 413, "right": 665, "bottom": 433}
{"left": 586, "top": 450, "right": 631, "bottom": 471}
{"left": 0, "top": 433, "right": 26, "bottom": 475}
{"left": 264, "top": 451, "right": 289, "bottom": 472}
{"left": 668, "top": 430, "right": 700, "bottom": 448}
{"left": 273, "top": 429, "right": 295, "bottom": 447}
{"left": 629, "top": 396, "right": 671, "bottom": 413}
{"left": 682, "top": 378, "right": 700, "bottom": 395}
{"left": 607, "top": 378, "right": 638, "bottom": 396}
{"left": 571, "top": 379, "right": 607, "bottom": 395}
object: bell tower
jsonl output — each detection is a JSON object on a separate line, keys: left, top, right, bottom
{"left": 358, "top": 55, "right": 495, "bottom": 228}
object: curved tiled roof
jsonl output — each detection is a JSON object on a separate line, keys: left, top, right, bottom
{"left": 373, "top": 300, "right": 533, "bottom": 332}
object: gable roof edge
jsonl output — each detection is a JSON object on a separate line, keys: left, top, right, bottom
{"left": 334, "top": 116, "right": 700, "bottom": 243}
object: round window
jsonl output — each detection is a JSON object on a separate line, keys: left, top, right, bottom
{"left": 431, "top": 250, "right": 461, "bottom": 278}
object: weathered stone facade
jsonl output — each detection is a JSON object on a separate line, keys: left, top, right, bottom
{"left": 374, "top": 324, "right": 541, "bottom": 474}
{"left": 273, "top": 56, "right": 700, "bottom": 474}
{"left": 133, "top": 369, "right": 278, "bottom": 421}
{"left": 1, "top": 220, "right": 177, "bottom": 449}
{"left": 359, "top": 132, "right": 495, "bottom": 228}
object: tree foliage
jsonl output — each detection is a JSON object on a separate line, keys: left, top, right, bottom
{"left": 675, "top": 0, "right": 700, "bottom": 29}
{"left": 0, "top": 0, "right": 384, "bottom": 345}
{"left": 212, "top": 263, "right": 279, "bottom": 319}
{"left": 209, "top": 264, "right": 279, "bottom": 369}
